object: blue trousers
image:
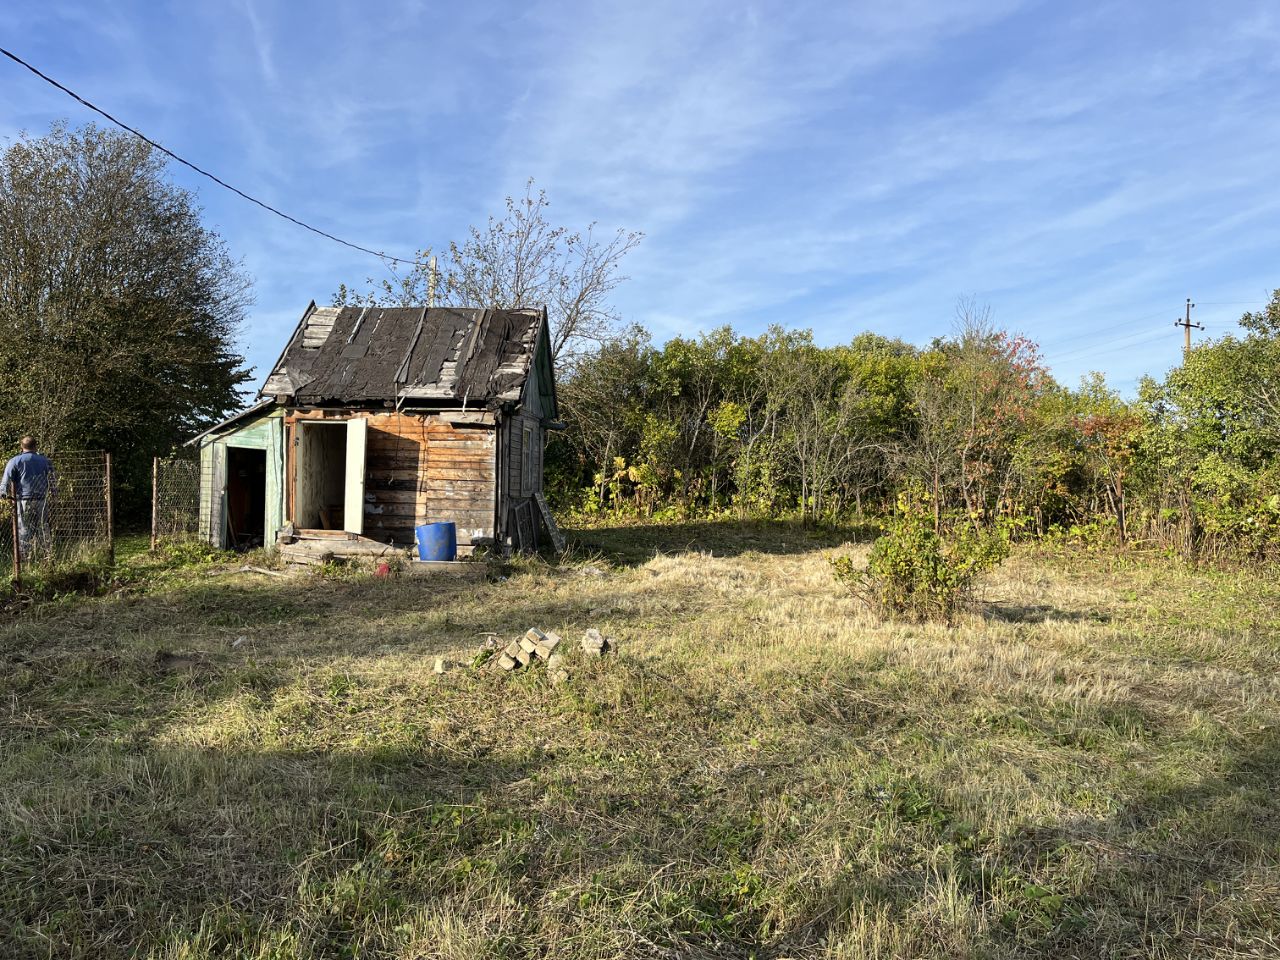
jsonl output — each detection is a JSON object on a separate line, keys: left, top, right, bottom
{"left": 16, "top": 498, "right": 49, "bottom": 560}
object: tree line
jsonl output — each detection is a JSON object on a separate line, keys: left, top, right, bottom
{"left": 549, "top": 296, "right": 1280, "bottom": 561}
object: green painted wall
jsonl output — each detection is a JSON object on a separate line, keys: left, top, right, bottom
{"left": 198, "top": 409, "right": 285, "bottom": 548}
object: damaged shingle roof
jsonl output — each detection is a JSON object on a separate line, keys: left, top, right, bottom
{"left": 261, "top": 303, "right": 545, "bottom": 407}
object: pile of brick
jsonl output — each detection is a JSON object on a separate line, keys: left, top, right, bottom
{"left": 477, "top": 626, "right": 617, "bottom": 686}
{"left": 496, "top": 627, "right": 563, "bottom": 672}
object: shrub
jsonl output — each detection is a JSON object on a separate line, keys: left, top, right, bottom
{"left": 832, "top": 493, "right": 1009, "bottom": 623}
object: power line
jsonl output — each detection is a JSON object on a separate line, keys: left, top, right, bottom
{"left": 1059, "top": 301, "right": 1267, "bottom": 365}
{"left": 1049, "top": 330, "right": 1172, "bottom": 363}
{"left": 0, "top": 45, "right": 425, "bottom": 267}
{"left": 1051, "top": 327, "right": 1169, "bottom": 364}
{"left": 1040, "top": 309, "right": 1166, "bottom": 351}
{"left": 1045, "top": 296, "right": 1264, "bottom": 364}
{"left": 1042, "top": 298, "right": 1261, "bottom": 351}
{"left": 1041, "top": 297, "right": 1267, "bottom": 353}
{"left": 1054, "top": 334, "right": 1166, "bottom": 365}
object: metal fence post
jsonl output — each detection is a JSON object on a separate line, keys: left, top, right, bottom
{"left": 105, "top": 452, "right": 114, "bottom": 565}
{"left": 151, "top": 456, "right": 159, "bottom": 553}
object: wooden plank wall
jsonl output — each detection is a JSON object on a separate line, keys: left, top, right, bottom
{"left": 499, "top": 411, "right": 544, "bottom": 551}
{"left": 198, "top": 441, "right": 217, "bottom": 544}
{"left": 289, "top": 410, "right": 496, "bottom": 548}
{"left": 198, "top": 411, "right": 285, "bottom": 547}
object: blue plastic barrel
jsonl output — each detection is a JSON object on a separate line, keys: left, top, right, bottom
{"left": 415, "top": 521, "right": 457, "bottom": 561}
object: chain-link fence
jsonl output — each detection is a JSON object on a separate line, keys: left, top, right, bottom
{"left": 1, "top": 450, "right": 113, "bottom": 581}
{"left": 152, "top": 455, "right": 201, "bottom": 548}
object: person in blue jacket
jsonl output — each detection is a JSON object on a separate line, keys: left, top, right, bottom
{"left": 2, "top": 436, "right": 55, "bottom": 559}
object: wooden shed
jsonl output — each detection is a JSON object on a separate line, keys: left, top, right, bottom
{"left": 190, "top": 303, "right": 562, "bottom": 559}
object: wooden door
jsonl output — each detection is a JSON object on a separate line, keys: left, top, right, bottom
{"left": 211, "top": 442, "right": 227, "bottom": 548}
{"left": 344, "top": 418, "right": 367, "bottom": 535}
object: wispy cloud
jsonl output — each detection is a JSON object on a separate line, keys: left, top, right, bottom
{"left": 502, "top": 0, "right": 1027, "bottom": 225}
{"left": 239, "top": 0, "right": 277, "bottom": 85}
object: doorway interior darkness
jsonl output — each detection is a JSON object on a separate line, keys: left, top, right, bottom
{"left": 225, "top": 446, "right": 267, "bottom": 550}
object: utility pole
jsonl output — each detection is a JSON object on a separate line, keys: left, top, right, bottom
{"left": 428, "top": 256, "right": 438, "bottom": 308}
{"left": 1175, "top": 297, "right": 1203, "bottom": 356}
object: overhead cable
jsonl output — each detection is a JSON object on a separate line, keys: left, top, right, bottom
{"left": 0, "top": 45, "right": 425, "bottom": 267}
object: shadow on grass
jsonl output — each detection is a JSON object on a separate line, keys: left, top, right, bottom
{"left": 0, "top": 628, "right": 843, "bottom": 957}
{"left": 566, "top": 517, "right": 875, "bottom": 566}
{"left": 0, "top": 644, "right": 895, "bottom": 959}
{"left": 1, "top": 738, "right": 549, "bottom": 959}
{"left": 1062, "top": 722, "right": 1280, "bottom": 954}
{"left": 770, "top": 725, "right": 1280, "bottom": 958}
{"left": 983, "top": 602, "right": 1113, "bottom": 625}
{"left": 0, "top": 565, "right": 703, "bottom": 736}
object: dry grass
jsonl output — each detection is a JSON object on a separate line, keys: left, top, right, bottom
{"left": 1, "top": 519, "right": 1278, "bottom": 959}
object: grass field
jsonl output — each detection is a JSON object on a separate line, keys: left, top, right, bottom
{"left": 1, "top": 521, "right": 1278, "bottom": 959}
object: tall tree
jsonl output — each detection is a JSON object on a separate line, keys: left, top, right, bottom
{"left": 334, "top": 181, "right": 641, "bottom": 365}
{"left": 0, "top": 122, "right": 252, "bottom": 509}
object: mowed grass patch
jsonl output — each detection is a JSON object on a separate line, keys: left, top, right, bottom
{"left": 1, "top": 523, "right": 1278, "bottom": 958}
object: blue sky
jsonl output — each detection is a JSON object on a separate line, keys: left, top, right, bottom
{"left": 2, "top": 1, "right": 1278, "bottom": 395}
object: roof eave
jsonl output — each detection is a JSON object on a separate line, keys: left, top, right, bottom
{"left": 184, "top": 398, "right": 277, "bottom": 447}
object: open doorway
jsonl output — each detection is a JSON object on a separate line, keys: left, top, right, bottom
{"left": 226, "top": 447, "right": 267, "bottom": 550}
{"left": 294, "top": 419, "right": 367, "bottom": 533}
{"left": 296, "top": 421, "right": 347, "bottom": 530}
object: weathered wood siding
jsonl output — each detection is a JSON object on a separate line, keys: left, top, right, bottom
{"left": 495, "top": 347, "right": 551, "bottom": 550}
{"left": 198, "top": 441, "right": 220, "bottom": 544}
{"left": 503, "top": 414, "right": 543, "bottom": 501}
{"left": 198, "top": 409, "right": 285, "bottom": 547}
{"left": 503, "top": 352, "right": 546, "bottom": 501}
{"left": 287, "top": 410, "right": 497, "bottom": 548}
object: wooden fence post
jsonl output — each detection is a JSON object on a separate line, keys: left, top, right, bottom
{"left": 105, "top": 452, "right": 114, "bottom": 565}
{"left": 151, "top": 456, "right": 159, "bottom": 553}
